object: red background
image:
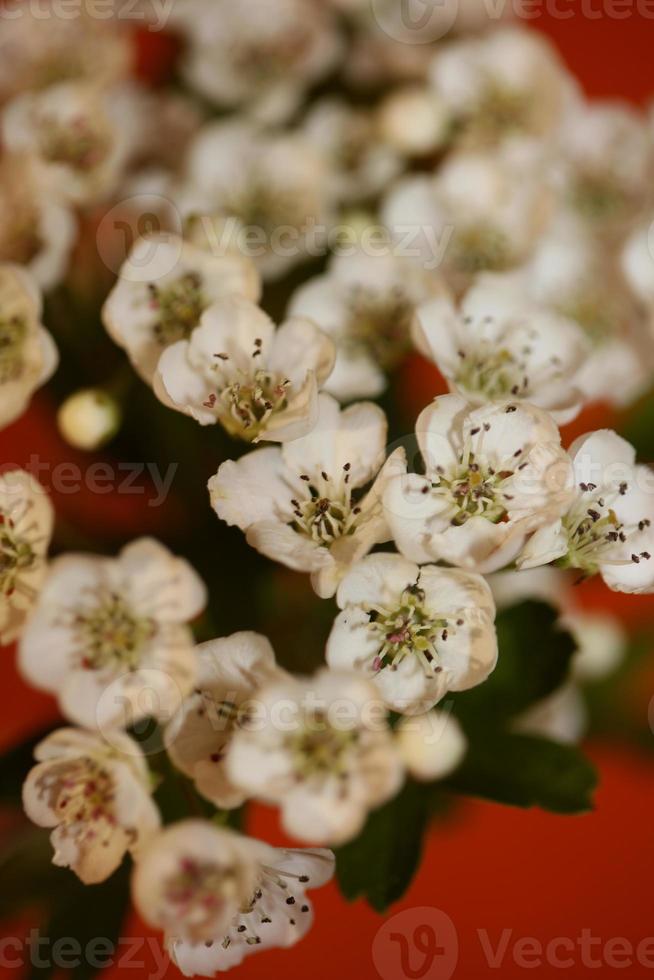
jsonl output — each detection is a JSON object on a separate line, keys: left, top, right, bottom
{"left": 3, "top": 5, "right": 654, "bottom": 978}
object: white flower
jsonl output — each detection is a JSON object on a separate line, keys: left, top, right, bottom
{"left": 289, "top": 250, "right": 442, "bottom": 402}
{"left": 183, "top": 120, "right": 331, "bottom": 280}
{"left": 563, "top": 610, "right": 626, "bottom": 682}
{"left": 19, "top": 538, "right": 206, "bottom": 730}
{"left": 155, "top": 297, "right": 335, "bottom": 442}
{"left": 165, "top": 631, "right": 289, "bottom": 809}
{"left": 102, "top": 233, "right": 261, "bottom": 386}
{"left": 0, "top": 154, "right": 76, "bottom": 290}
{"left": 225, "top": 669, "right": 404, "bottom": 845}
{"left": 173, "top": 0, "right": 341, "bottom": 124}
{"left": 552, "top": 101, "right": 652, "bottom": 232}
{"left": 521, "top": 218, "right": 651, "bottom": 407}
{"left": 0, "top": 469, "right": 54, "bottom": 645}
{"left": 209, "top": 393, "right": 405, "bottom": 598}
{"left": 487, "top": 566, "right": 567, "bottom": 611}
{"left": 429, "top": 26, "right": 578, "bottom": 149}
{"left": 0, "top": 264, "right": 58, "bottom": 430}
{"left": 384, "top": 394, "right": 574, "bottom": 574}
{"left": 2, "top": 81, "right": 143, "bottom": 206}
{"left": 170, "top": 846, "right": 335, "bottom": 975}
{"left": 22, "top": 727, "right": 160, "bottom": 884}
{"left": 377, "top": 86, "right": 450, "bottom": 157}
{"left": 301, "top": 98, "right": 401, "bottom": 204}
{"left": 0, "top": 8, "right": 129, "bottom": 103}
{"left": 518, "top": 430, "right": 654, "bottom": 594}
{"left": 414, "top": 272, "right": 590, "bottom": 424}
{"left": 57, "top": 389, "right": 121, "bottom": 452}
{"left": 382, "top": 142, "right": 551, "bottom": 287}
{"left": 326, "top": 553, "right": 497, "bottom": 714}
{"left": 621, "top": 218, "right": 654, "bottom": 307}
{"left": 396, "top": 710, "right": 467, "bottom": 781}
{"left": 132, "top": 821, "right": 263, "bottom": 945}
{"left": 513, "top": 683, "right": 586, "bottom": 745}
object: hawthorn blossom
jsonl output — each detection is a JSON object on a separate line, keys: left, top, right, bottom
{"left": 326, "top": 554, "right": 497, "bottom": 713}
{"left": 225, "top": 669, "right": 404, "bottom": 845}
{"left": 414, "top": 273, "right": 590, "bottom": 424}
{"left": 0, "top": 469, "right": 54, "bottom": 645}
{"left": 377, "top": 86, "right": 450, "bottom": 157}
{"left": 165, "top": 631, "right": 289, "bottom": 809}
{"left": 301, "top": 99, "right": 401, "bottom": 204}
{"left": 289, "top": 250, "right": 442, "bottom": 402}
{"left": 2, "top": 81, "right": 144, "bottom": 205}
{"left": 551, "top": 101, "right": 652, "bottom": 234}
{"left": 209, "top": 393, "right": 405, "bottom": 597}
{"left": 621, "top": 218, "right": 654, "bottom": 308}
{"left": 0, "top": 154, "right": 76, "bottom": 290}
{"left": 183, "top": 120, "right": 331, "bottom": 280}
{"left": 172, "top": 0, "right": 341, "bottom": 124}
{"left": 170, "top": 847, "right": 335, "bottom": 974}
{"left": 519, "top": 430, "right": 654, "bottom": 594}
{"left": 102, "top": 234, "right": 261, "bottom": 385}
{"left": 19, "top": 538, "right": 206, "bottom": 730}
{"left": 0, "top": 264, "right": 58, "bottom": 430}
{"left": 396, "top": 710, "right": 467, "bottom": 781}
{"left": 383, "top": 395, "right": 574, "bottom": 574}
{"left": 429, "top": 26, "right": 578, "bottom": 149}
{"left": 22, "top": 728, "right": 159, "bottom": 884}
{"left": 155, "top": 297, "right": 335, "bottom": 441}
{"left": 132, "top": 821, "right": 263, "bottom": 945}
{"left": 382, "top": 142, "right": 550, "bottom": 287}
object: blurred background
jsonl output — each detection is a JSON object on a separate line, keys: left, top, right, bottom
{"left": 1, "top": 3, "right": 654, "bottom": 978}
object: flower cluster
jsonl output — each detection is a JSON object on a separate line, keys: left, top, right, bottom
{"left": 2, "top": 1, "right": 653, "bottom": 975}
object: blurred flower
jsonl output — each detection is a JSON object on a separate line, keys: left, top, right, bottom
{"left": 155, "top": 297, "right": 335, "bottom": 441}
{"left": 132, "top": 821, "right": 263, "bottom": 944}
{"left": 289, "top": 249, "right": 442, "bottom": 402}
{"left": 170, "top": 847, "right": 335, "bottom": 974}
{"left": 2, "top": 82, "right": 145, "bottom": 206}
{"left": 209, "top": 393, "right": 405, "bottom": 597}
{"left": 58, "top": 389, "right": 122, "bottom": 452}
{"left": 326, "top": 553, "right": 497, "bottom": 713}
{"left": 514, "top": 683, "right": 587, "bottom": 744}
{"left": 0, "top": 9, "right": 130, "bottom": 104}
{"left": 384, "top": 394, "right": 574, "bottom": 574}
{"left": 0, "top": 468, "right": 54, "bottom": 645}
{"left": 301, "top": 98, "right": 401, "bottom": 205}
{"left": 102, "top": 233, "right": 260, "bottom": 385}
{"left": 165, "top": 631, "right": 289, "bottom": 809}
{"left": 382, "top": 142, "right": 551, "bottom": 289}
{"left": 621, "top": 217, "right": 654, "bottom": 308}
{"left": 414, "top": 272, "right": 590, "bottom": 424}
{"left": 396, "top": 710, "right": 467, "bottom": 781}
{"left": 22, "top": 727, "right": 159, "bottom": 884}
{"left": 429, "top": 26, "right": 578, "bottom": 149}
{"left": 173, "top": 0, "right": 341, "bottom": 124}
{"left": 19, "top": 538, "right": 206, "bottom": 729}
{"left": 551, "top": 101, "right": 653, "bottom": 235}
{"left": 377, "top": 86, "right": 449, "bottom": 157}
{"left": 183, "top": 120, "right": 331, "bottom": 280}
{"left": 0, "top": 263, "right": 58, "bottom": 430}
{"left": 519, "top": 430, "right": 654, "bottom": 594}
{"left": 225, "top": 669, "right": 404, "bottom": 844}
{"left": 0, "top": 154, "right": 76, "bottom": 290}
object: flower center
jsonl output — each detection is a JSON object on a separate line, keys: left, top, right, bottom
{"left": 470, "top": 84, "right": 532, "bottom": 140}
{"left": 165, "top": 857, "right": 238, "bottom": 933}
{"left": 559, "top": 481, "right": 652, "bottom": 576}
{"left": 226, "top": 178, "right": 313, "bottom": 240}
{"left": 287, "top": 711, "right": 359, "bottom": 778}
{"left": 430, "top": 452, "right": 515, "bottom": 526}
{"left": 290, "top": 465, "right": 361, "bottom": 545}
{"left": 52, "top": 758, "right": 117, "bottom": 829}
{"left": 231, "top": 27, "right": 312, "bottom": 83}
{"left": 0, "top": 511, "right": 35, "bottom": 596}
{"left": 148, "top": 272, "right": 207, "bottom": 346}
{"left": 367, "top": 584, "right": 452, "bottom": 676}
{"left": 345, "top": 286, "right": 414, "bottom": 370}
{"left": 571, "top": 172, "right": 630, "bottom": 222}
{"left": 74, "top": 593, "right": 156, "bottom": 672}
{"left": 0, "top": 315, "right": 27, "bottom": 383}
{"left": 451, "top": 223, "right": 513, "bottom": 275}
{"left": 40, "top": 114, "right": 111, "bottom": 172}
{"left": 455, "top": 344, "right": 526, "bottom": 400}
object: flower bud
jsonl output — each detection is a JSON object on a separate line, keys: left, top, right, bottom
{"left": 396, "top": 710, "right": 467, "bottom": 781}
{"left": 378, "top": 87, "right": 449, "bottom": 156}
{"left": 57, "top": 388, "right": 121, "bottom": 451}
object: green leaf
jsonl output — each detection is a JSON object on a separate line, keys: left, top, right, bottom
{"left": 453, "top": 602, "right": 577, "bottom": 732}
{"left": 446, "top": 733, "right": 597, "bottom": 814}
{"left": 335, "top": 781, "right": 431, "bottom": 912}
